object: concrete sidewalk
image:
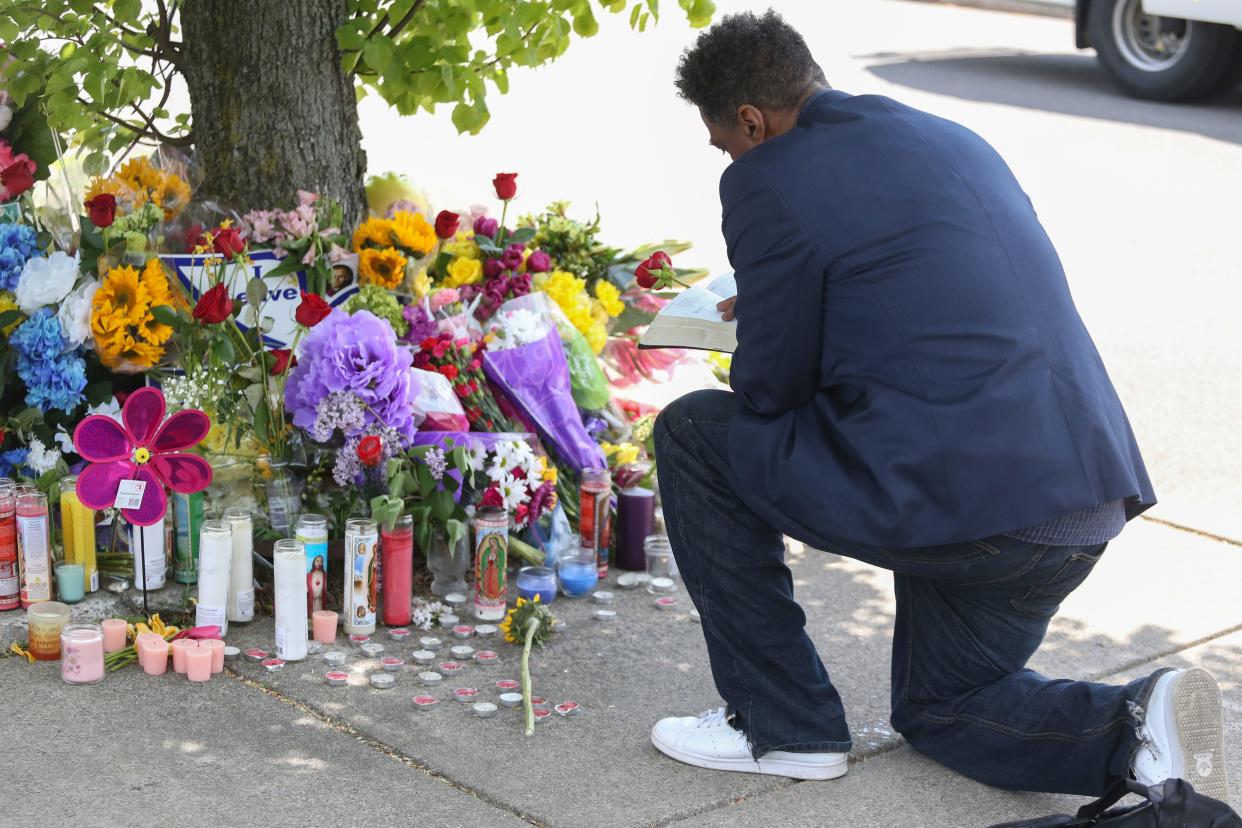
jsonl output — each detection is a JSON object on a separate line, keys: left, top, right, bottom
{"left": 3, "top": 514, "right": 1238, "bottom": 827}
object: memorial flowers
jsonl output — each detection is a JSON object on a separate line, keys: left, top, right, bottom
{"left": 90, "top": 259, "right": 179, "bottom": 370}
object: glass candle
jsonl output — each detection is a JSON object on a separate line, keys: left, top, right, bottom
{"left": 185, "top": 643, "right": 212, "bottom": 682}
{"left": 195, "top": 520, "right": 232, "bottom": 636}
{"left": 55, "top": 563, "right": 86, "bottom": 604}
{"left": 342, "top": 519, "right": 378, "bottom": 635}
{"left": 27, "top": 601, "right": 72, "bottom": 660}
{"left": 615, "top": 487, "right": 655, "bottom": 571}
{"left": 130, "top": 511, "right": 168, "bottom": 591}
{"left": 61, "top": 623, "right": 105, "bottom": 685}
{"left": 578, "top": 468, "right": 613, "bottom": 579}
{"left": 312, "top": 610, "right": 338, "bottom": 644}
{"left": 60, "top": 476, "right": 98, "bottom": 594}
{"left": 380, "top": 514, "right": 414, "bottom": 627}
{"left": 296, "top": 512, "right": 330, "bottom": 581}
{"left": 172, "top": 638, "right": 196, "bottom": 674}
{"left": 0, "top": 487, "right": 18, "bottom": 611}
{"left": 516, "top": 566, "right": 557, "bottom": 604}
{"left": 101, "top": 618, "right": 128, "bottom": 653}
{"left": 223, "top": 508, "right": 255, "bottom": 624}
{"left": 557, "top": 557, "right": 597, "bottom": 599}
{"left": 645, "top": 535, "right": 678, "bottom": 595}
{"left": 472, "top": 507, "right": 508, "bottom": 622}
{"left": 17, "top": 491, "right": 53, "bottom": 607}
{"left": 172, "top": 491, "right": 204, "bottom": 585}
{"left": 140, "top": 635, "right": 169, "bottom": 676}
{"left": 273, "top": 538, "right": 309, "bottom": 661}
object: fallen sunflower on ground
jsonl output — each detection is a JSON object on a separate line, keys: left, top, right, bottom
{"left": 501, "top": 595, "right": 556, "bottom": 736}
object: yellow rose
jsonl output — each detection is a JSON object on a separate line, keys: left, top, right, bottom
{"left": 445, "top": 256, "right": 483, "bottom": 287}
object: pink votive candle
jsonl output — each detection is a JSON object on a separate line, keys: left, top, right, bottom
{"left": 134, "top": 632, "right": 163, "bottom": 671}
{"left": 141, "top": 637, "right": 169, "bottom": 676}
{"left": 312, "top": 610, "right": 338, "bottom": 645}
{"left": 172, "top": 639, "right": 196, "bottom": 674}
{"left": 202, "top": 639, "right": 225, "bottom": 673}
{"left": 185, "top": 643, "right": 211, "bottom": 683}
{"left": 101, "top": 619, "right": 128, "bottom": 653}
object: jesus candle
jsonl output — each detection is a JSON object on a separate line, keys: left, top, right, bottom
{"left": 312, "top": 610, "right": 338, "bottom": 645}
{"left": 195, "top": 520, "right": 232, "bottom": 636}
{"left": 223, "top": 508, "right": 255, "bottom": 624}
{"left": 101, "top": 618, "right": 128, "bottom": 653}
{"left": 185, "top": 643, "right": 211, "bottom": 682}
{"left": 273, "top": 539, "right": 309, "bottom": 661}
{"left": 615, "top": 487, "right": 655, "bottom": 571}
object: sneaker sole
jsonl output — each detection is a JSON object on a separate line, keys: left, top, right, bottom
{"left": 1169, "top": 668, "right": 1230, "bottom": 805}
{"left": 651, "top": 731, "right": 849, "bottom": 781}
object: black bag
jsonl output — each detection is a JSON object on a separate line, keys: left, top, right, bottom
{"left": 988, "top": 778, "right": 1241, "bottom": 827}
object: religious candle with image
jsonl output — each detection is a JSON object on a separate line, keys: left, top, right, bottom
{"left": 342, "top": 518, "right": 377, "bottom": 635}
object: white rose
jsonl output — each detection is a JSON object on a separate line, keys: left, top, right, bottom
{"left": 25, "top": 438, "right": 61, "bottom": 475}
{"left": 15, "top": 251, "right": 79, "bottom": 313}
{"left": 0, "top": 104, "right": 12, "bottom": 132}
{"left": 58, "top": 277, "right": 99, "bottom": 348}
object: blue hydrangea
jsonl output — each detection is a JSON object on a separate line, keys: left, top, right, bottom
{"left": 9, "top": 309, "right": 67, "bottom": 359}
{"left": 10, "top": 309, "right": 85, "bottom": 413}
{"left": 0, "top": 223, "right": 39, "bottom": 291}
{"left": 0, "top": 448, "right": 30, "bottom": 479}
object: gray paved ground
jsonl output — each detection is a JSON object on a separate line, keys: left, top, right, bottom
{"left": 5, "top": 1, "right": 1241, "bottom": 825}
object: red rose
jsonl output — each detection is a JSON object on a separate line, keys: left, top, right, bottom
{"left": 635, "top": 251, "right": 673, "bottom": 290}
{"left": 357, "top": 435, "right": 383, "bottom": 467}
{"left": 492, "top": 173, "right": 518, "bottom": 201}
{"left": 84, "top": 194, "right": 117, "bottom": 229}
{"left": 213, "top": 226, "right": 247, "bottom": 259}
{"left": 295, "top": 292, "right": 332, "bottom": 327}
{"left": 183, "top": 223, "right": 205, "bottom": 253}
{"left": 0, "top": 160, "right": 35, "bottom": 201}
{"left": 434, "top": 210, "right": 461, "bottom": 240}
{"left": 481, "top": 485, "right": 504, "bottom": 508}
{"left": 270, "top": 348, "right": 296, "bottom": 375}
{"left": 192, "top": 283, "right": 234, "bottom": 325}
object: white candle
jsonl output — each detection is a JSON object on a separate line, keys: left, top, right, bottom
{"left": 223, "top": 508, "right": 255, "bottom": 623}
{"left": 273, "top": 539, "right": 308, "bottom": 661}
{"left": 196, "top": 520, "right": 233, "bottom": 636}
{"left": 131, "top": 519, "right": 167, "bottom": 590}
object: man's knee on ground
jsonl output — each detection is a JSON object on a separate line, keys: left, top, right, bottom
{"left": 654, "top": 389, "right": 733, "bottom": 448}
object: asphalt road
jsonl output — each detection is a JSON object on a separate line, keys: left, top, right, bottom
{"left": 361, "top": 0, "right": 1242, "bottom": 543}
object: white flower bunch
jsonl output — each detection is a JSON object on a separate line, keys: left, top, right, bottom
{"left": 483, "top": 439, "right": 542, "bottom": 514}
{"left": 16, "top": 251, "right": 80, "bottom": 313}
{"left": 487, "top": 308, "right": 548, "bottom": 351}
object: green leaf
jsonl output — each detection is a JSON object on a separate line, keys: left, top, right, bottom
{"left": 254, "top": 399, "right": 271, "bottom": 445}
{"left": 451, "top": 445, "right": 468, "bottom": 472}
{"left": 246, "top": 277, "right": 266, "bottom": 308}
{"left": 417, "top": 464, "right": 435, "bottom": 495}
{"left": 430, "top": 488, "right": 454, "bottom": 522}
{"left": 0, "top": 309, "right": 24, "bottom": 330}
{"left": 263, "top": 257, "right": 303, "bottom": 280}
{"left": 363, "top": 36, "right": 395, "bottom": 73}
{"left": 14, "top": 407, "right": 42, "bottom": 429}
{"left": 508, "top": 226, "right": 536, "bottom": 245}
{"left": 211, "top": 335, "right": 236, "bottom": 363}
{"left": 446, "top": 518, "right": 468, "bottom": 548}
{"left": 149, "top": 304, "right": 179, "bottom": 326}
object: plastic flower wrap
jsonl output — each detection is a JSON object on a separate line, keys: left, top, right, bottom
{"left": 90, "top": 259, "right": 178, "bottom": 371}
{"left": 284, "top": 309, "right": 421, "bottom": 440}
{"left": 412, "top": 331, "right": 514, "bottom": 432}
{"left": 84, "top": 156, "right": 192, "bottom": 222}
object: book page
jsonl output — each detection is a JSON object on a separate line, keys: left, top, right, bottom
{"left": 661, "top": 271, "right": 737, "bottom": 323}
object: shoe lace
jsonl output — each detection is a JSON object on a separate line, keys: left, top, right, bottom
{"left": 696, "top": 707, "right": 728, "bottom": 729}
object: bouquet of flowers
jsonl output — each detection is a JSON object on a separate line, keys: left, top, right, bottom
{"left": 412, "top": 331, "right": 514, "bottom": 433}
{"left": 352, "top": 209, "right": 437, "bottom": 291}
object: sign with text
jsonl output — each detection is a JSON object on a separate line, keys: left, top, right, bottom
{"left": 161, "top": 251, "right": 359, "bottom": 348}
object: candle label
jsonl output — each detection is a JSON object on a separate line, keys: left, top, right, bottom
{"left": 235, "top": 589, "right": 255, "bottom": 618}
{"left": 275, "top": 625, "right": 288, "bottom": 658}
{"left": 472, "top": 515, "right": 508, "bottom": 622}
{"left": 16, "top": 512, "right": 51, "bottom": 603}
{"left": 343, "top": 525, "right": 377, "bottom": 632}
{"left": 195, "top": 604, "right": 226, "bottom": 631}
{"left": 115, "top": 479, "right": 147, "bottom": 510}
{"left": 0, "top": 512, "right": 17, "bottom": 610}
{"left": 579, "top": 477, "right": 613, "bottom": 579}
{"left": 173, "top": 492, "right": 204, "bottom": 583}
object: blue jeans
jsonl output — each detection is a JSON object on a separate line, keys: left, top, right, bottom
{"left": 655, "top": 390, "right": 1164, "bottom": 796}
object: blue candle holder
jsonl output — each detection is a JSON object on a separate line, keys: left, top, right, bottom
{"left": 516, "top": 566, "right": 557, "bottom": 604}
{"left": 557, "top": 559, "right": 598, "bottom": 598}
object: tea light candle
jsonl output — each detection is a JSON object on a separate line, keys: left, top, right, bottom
{"left": 616, "top": 572, "right": 649, "bottom": 590}
{"left": 516, "top": 566, "right": 557, "bottom": 603}
{"left": 323, "top": 650, "right": 348, "bottom": 667}
{"left": 412, "top": 695, "right": 438, "bottom": 711}
{"left": 438, "top": 613, "right": 460, "bottom": 628}
{"left": 360, "top": 642, "right": 385, "bottom": 659}
{"left": 449, "top": 644, "right": 474, "bottom": 661}
{"left": 172, "top": 639, "right": 196, "bottom": 674}
{"left": 452, "top": 624, "right": 475, "bottom": 639}
{"left": 418, "top": 671, "right": 442, "bottom": 687}
{"left": 649, "top": 577, "right": 677, "bottom": 595}
{"left": 369, "top": 673, "right": 395, "bottom": 690}
{"left": 347, "top": 633, "right": 371, "bottom": 648}
{"left": 419, "top": 636, "right": 442, "bottom": 651}
{"left": 472, "top": 702, "right": 498, "bottom": 719}
{"left": 325, "top": 671, "right": 349, "bottom": 686}
{"left": 411, "top": 650, "right": 436, "bottom": 665}
{"left": 498, "top": 692, "right": 522, "bottom": 708}
{"left": 223, "top": 646, "right": 241, "bottom": 662}
{"left": 592, "top": 591, "right": 614, "bottom": 604}
{"left": 655, "top": 595, "right": 679, "bottom": 611}
{"left": 495, "top": 679, "right": 520, "bottom": 693}
{"left": 453, "top": 687, "right": 479, "bottom": 704}
{"left": 261, "top": 658, "right": 285, "bottom": 672}
{"left": 444, "top": 593, "right": 467, "bottom": 610}
{"left": 185, "top": 644, "right": 212, "bottom": 682}
{"left": 101, "top": 618, "right": 128, "bottom": 653}
{"left": 533, "top": 707, "right": 552, "bottom": 724}
{"left": 594, "top": 609, "right": 618, "bottom": 622}
{"left": 380, "top": 656, "right": 404, "bottom": 672}
{"left": 312, "top": 610, "right": 338, "bottom": 645}
{"left": 529, "top": 696, "right": 547, "bottom": 706}
{"left": 438, "top": 661, "right": 463, "bottom": 676}
{"left": 474, "top": 624, "right": 498, "bottom": 638}
{"left": 388, "top": 628, "right": 411, "bottom": 642}
{"left": 244, "top": 648, "right": 268, "bottom": 663}
{"left": 555, "top": 701, "right": 581, "bottom": 718}
{"left": 140, "top": 636, "right": 169, "bottom": 675}
{"left": 202, "top": 639, "right": 225, "bottom": 673}
{"left": 474, "top": 651, "right": 498, "bottom": 666}
{"left": 307, "top": 641, "right": 325, "bottom": 656}
{"left": 60, "top": 624, "right": 105, "bottom": 684}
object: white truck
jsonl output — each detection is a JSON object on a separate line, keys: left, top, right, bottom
{"left": 981, "top": 0, "right": 1242, "bottom": 100}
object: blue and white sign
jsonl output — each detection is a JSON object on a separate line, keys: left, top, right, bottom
{"left": 161, "top": 251, "right": 359, "bottom": 348}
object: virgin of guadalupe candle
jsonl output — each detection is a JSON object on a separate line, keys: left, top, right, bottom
{"left": 342, "top": 519, "right": 377, "bottom": 635}
{"left": 380, "top": 514, "right": 414, "bottom": 627}
{"left": 61, "top": 623, "right": 105, "bottom": 684}
{"left": 472, "top": 507, "right": 508, "bottom": 622}
{"left": 195, "top": 520, "right": 233, "bottom": 636}
{"left": 16, "top": 491, "right": 52, "bottom": 606}
{"left": 0, "top": 488, "right": 18, "bottom": 611}
{"left": 223, "top": 508, "right": 255, "bottom": 623}
{"left": 273, "top": 539, "right": 309, "bottom": 661}
{"left": 60, "top": 476, "right": 99, "bottom": 594}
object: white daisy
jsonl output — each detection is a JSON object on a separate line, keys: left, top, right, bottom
{"left": 497, "top": 474, "right": 528, "bottom": 513}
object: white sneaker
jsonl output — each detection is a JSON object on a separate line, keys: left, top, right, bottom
{"left": 1133, "top": 668, "right": 1230, "bottom": 804}
{"left": 651, "top": 707, "right": 849, "bottom": 781}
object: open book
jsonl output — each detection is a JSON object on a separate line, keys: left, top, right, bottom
{"left": 638, "top": 272, "right": 738, "bottom": 353}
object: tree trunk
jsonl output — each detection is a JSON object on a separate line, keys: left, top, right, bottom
{"left": 181, "top": 0, "right": 367, "bottom": 227}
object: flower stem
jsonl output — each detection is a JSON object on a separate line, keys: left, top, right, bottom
{"left": 522, "top": 615, "right": 538, "bottom": 736}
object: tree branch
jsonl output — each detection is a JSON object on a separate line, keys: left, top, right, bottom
{"left": 386, "top": 0, "right": 426, "bottom": 40}
{"left": 91, "top": 4, "right": 146, "bottom": 39}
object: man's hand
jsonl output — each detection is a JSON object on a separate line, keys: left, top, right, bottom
{"left": 717, "top": 296, "right": 736, "bottom": 322}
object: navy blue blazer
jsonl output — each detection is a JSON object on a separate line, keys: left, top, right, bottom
{"left": 723, "top": 89, "right": 1155, "bottom": 549}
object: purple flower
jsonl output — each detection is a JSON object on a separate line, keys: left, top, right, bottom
{"left": 403, "top": 302, "right": 439, "bottom": 344}
{"left": 526, "top": 250, "right": 551, "bottom": 273}
{"left": 483, "top": 258, "right": 504, "bottom": 280}
{"left": 500, "top": 244, "right": 524, "bottom": 271}
{"left": 509, "top": 273, "right": 532, "bottom": 297}
{"left": 473, "top": 216, "right": 498, "bottom": 239}
{"left": 285, "top": 310, "right": 421, "bottom": 440}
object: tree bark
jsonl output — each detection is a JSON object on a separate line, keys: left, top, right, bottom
{"left": 181, "top": 0, "right": 367, "bottom": 227}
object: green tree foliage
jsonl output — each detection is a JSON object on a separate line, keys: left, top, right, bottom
{"left": 0, "top": 0, "right": 713, "bottom": 173}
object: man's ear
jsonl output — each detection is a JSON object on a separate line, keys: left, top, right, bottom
{"left": 736, "top": 104, "right": 765, "bottom": 143}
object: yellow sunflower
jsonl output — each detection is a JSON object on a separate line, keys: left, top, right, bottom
{"left": 352, "top": 217, "right": 395, "bottom": 251}
{"left": 358, "top": 247, "right": 408, "bottom": 290}
{"left": 84, "top": 175, "right": 141, "bottom": 215}
{"left": 151, "top": 174, "right": 192, "bottom": 221}
{"left": 92, "top": 264, "right": 169, "bottom": 369}
{"left": 390, "top": 210, "right": 436, "bottom": 256}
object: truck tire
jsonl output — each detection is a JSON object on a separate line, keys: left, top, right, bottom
{"left": 1088, "top": 0, "right": 1241, "bottom": 101}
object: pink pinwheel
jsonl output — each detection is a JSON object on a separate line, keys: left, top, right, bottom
{"left": 72, "top": 387, "right": 213, "bottom": 526}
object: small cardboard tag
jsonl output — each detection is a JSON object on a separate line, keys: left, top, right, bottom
{"left": 115, "top": 479, "right": 148, "bottom": 510}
